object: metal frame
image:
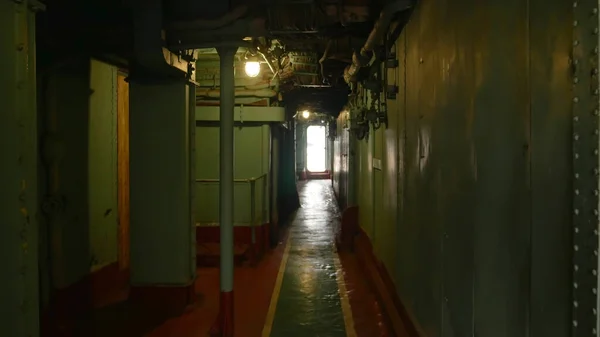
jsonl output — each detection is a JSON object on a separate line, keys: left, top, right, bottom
{"left": 572, "top": 1, "right": 600, "bottom": 335}
{"left": 2, "top": 0, "right": 42, "bottom": 334}
{"left": 196, "top": 173, "right": 268, "bottom": 249}
{"left": 195, "top": 106, "right": 285, "bottom": 122}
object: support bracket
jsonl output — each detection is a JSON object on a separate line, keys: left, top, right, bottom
{"left": 385, "top": 53, "right": 399, "bottom": 69}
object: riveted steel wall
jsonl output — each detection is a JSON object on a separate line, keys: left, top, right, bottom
{"left": 346, "top": 0, "right": 579, "bottom": 335}
{"left": 530, "top": 0, "right": 573, "bottom": 335}
{"left": 572, "top": 1, "right": 600, "bottom": 335}
{"left": 398, "top": 0, "right": 574, "bottom": 334}
{"left": 333, "top": 118, "right": 351, "bottom": 210}
{"left": 0, "top": 0, "right": 41, "bottom": 335}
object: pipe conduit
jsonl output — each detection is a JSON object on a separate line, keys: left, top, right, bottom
{"left": 196, "top": 88, "right": 276, "bottom": 98}
{"left": 166, "top": 6, "right": 248, "bottom": 30}
{"left": 195, "top": 77, "right": 278, "bottom": 88}
{"left": 343, "top": 0, "right": 412, "bottom": 83}
{"left": 196, "top": 97, "right": 270, "bottom": 105}
{"left": 131, "top": 0, "right": 191, "bottom": 79}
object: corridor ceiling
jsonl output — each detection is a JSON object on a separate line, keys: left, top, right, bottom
{"left": 36, "top": 0, "right": 414, "bottom": 115}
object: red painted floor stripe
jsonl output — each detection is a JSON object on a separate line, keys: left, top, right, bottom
{"left": 338, "top": 250, "right": 394, "bottom": 337}
{"left": 146, "top": 231, "right": 290, "bottom": 337}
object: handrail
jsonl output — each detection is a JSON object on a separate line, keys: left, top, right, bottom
{"left": 195, "top": 172, "right": 268, "bottom": 253}
{"left": 195, "top": 173, "right": 267, "bottom": 184}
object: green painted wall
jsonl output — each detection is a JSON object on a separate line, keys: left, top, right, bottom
{"left": 0, "top": 2, "right": 40, "bottom": 335}
{"left": 270, "top": 127, "right": 280, "bottom": 238}
{"left": 129, "top": 81, "right": 195, "bottom": 285}
{"left": 195, "top": 124, "right": 270, "bottom": 226}
{"left": 88, "top": 59, "right": 119, "bottom": 271}
{"left": 44, "top": 58, "right": 119, "bottom": 288}
{"left": 355, "top": 121, "right": 374, "bottom": 241}
{"left": 295, "top": 123, "right": 305, "bottom": 175}
{"left": 340, "top": 0, "right": 573, "bottom": 335}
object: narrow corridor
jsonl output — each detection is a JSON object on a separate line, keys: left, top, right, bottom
{"left": 4, "top": 2, "right": 592, "bottom": 336}
{"left": 68, "top": 180, "right": 389, "bottom": 337}
{"left": 265, "top": 180, "right": 351, "bottom": 336}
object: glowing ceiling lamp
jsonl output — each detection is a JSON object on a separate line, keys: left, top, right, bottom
{"left": 302, "top": 110, "right": 310, "bottom": 119}
{"left": 244, "top": 60, "right": 261, "bottom": 78}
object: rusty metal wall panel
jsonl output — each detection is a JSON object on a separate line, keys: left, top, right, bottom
{"left": 571, "top": 0, "right": 599, "bottom": 336}
{"left": 389, "top": 0, "right": 574, "bottom": 335}
{"left": 401, "top": 2, "right": 445, "bottom": 334}
{"left": 394, "top": 24, "right": 425, "bottom": 334}
{"left": 470, "top": 0, "right": 532, "bottom": 333}
{"left": 398, "top": 3, "right": 425, "bottom": 328}
{"left": 428, "top": 0, "right": 478, "bottom": 335}
{"left": 333, "top": 119, "right": 342, "bottom": 202}
{"left": 357, "top": 125, "right": 375, "bottom": 239}
{"left": 373, "top": 128, "right": 385, "bottom": 258}
{"left": 530, "top": 0, "right": 573, "bottom": 335}
{"left": 340, "top": 121, "right": 350, "bottom": 209}
{"left": 0, "top": 1, "right": 40, "bottom": 334}
{"left": 381, "top": 68, "right": 400, "bottom": 278}
{"left": 332, "top": 115, "right": 351, "bottom": 210}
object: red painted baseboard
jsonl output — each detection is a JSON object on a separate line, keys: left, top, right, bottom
{"left": 41, "top": 262, "right": 129, "bottom": 336}
{"left": 51, "top": 262, "right": 129, "bottom": 315}
{"left": 336, "top": 205, "right": 359, "bottom": 251}
{"left": 306, "top": 170, "right": 331, "bottom": 180}
{"left": 129, "top": 282, "right": 196, "bottom": 317}
{"left": 354, "top": 227, "right": 424, "bottom": 337}
{"left": 298, "top": 170, "right": 331, "bottom": 180}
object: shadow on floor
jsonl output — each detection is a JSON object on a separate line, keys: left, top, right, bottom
{"left": 68, "top": 298, "right": 186, "bottom": 337}
{"left": 52, "top": 244, "right": 287, "bottom": 337}
{"left": 47, "top": 181, "right": 391, "bottom": 337}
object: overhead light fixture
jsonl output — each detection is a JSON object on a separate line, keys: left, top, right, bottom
{"left": 302, "top": 110, "right": 310, "bottom": 119}
{"left": 244, "top": 60, "right": 261, "bottom": 78}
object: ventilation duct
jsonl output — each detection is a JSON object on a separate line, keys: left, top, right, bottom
{"left": 130, "top": 0, "right": 194, "bottom": 81}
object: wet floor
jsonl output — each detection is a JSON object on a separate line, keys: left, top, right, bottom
{"left": 58, "top": 179, "right": 389, "bottom": 337}
{"left": 269, "top": 180, "right": 350, "bottom": 337}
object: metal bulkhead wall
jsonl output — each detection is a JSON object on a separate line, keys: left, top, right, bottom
{"left": 572, "top": 1, "right": 600, "bottom": 336}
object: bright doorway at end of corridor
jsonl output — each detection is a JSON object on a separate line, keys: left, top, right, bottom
{"left": 306, "top": 125, "right": 327, "bottom": 173}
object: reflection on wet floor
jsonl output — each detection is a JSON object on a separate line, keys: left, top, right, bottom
{"left": 269, "top": 180, "right": 349, "bottom": 337}
{"left": 66, "top": 179, "right": 388, "bottom": 337}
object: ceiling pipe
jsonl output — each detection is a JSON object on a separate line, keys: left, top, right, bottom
{"left": 168, "top": 19, "right": 266, "bottom": 50}
{"left": 166, "top": 5, "right": 248, "bottom": 31}
{"left": 196, "top": 97, "right": 271, "bottom": 105}
{"left": 195, "top": 77, "right": 279, "bottom": 88}
{"left": 250, "top": 38, "right": 278, "bottom": 77}
{"left": 343, "top": 0, "right": 412, "bottom": 83}
{"left": 198, "top": 82, "right": 271, "bottom": 90}
{"left": 319, "top": 40, "right": 333, "bottom": 80}
{"left": 130, "top": 0, "right": 193, "bottom": 80}
{"left": 257, "top": 51, "right": 276, "bottom": 74}
{"left": 196, "top": 88, "right": 276, "bottom": 98}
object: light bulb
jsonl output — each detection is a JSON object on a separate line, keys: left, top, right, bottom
{"left": 244, "top": 61, "right": 261, "bottom": 77}
{"left": 302, "top": 110, "right": 310, "bottom": 118}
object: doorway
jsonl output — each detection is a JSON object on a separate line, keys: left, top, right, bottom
{"left": 306, "top": 125, "right": 327, "bottom": 173}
